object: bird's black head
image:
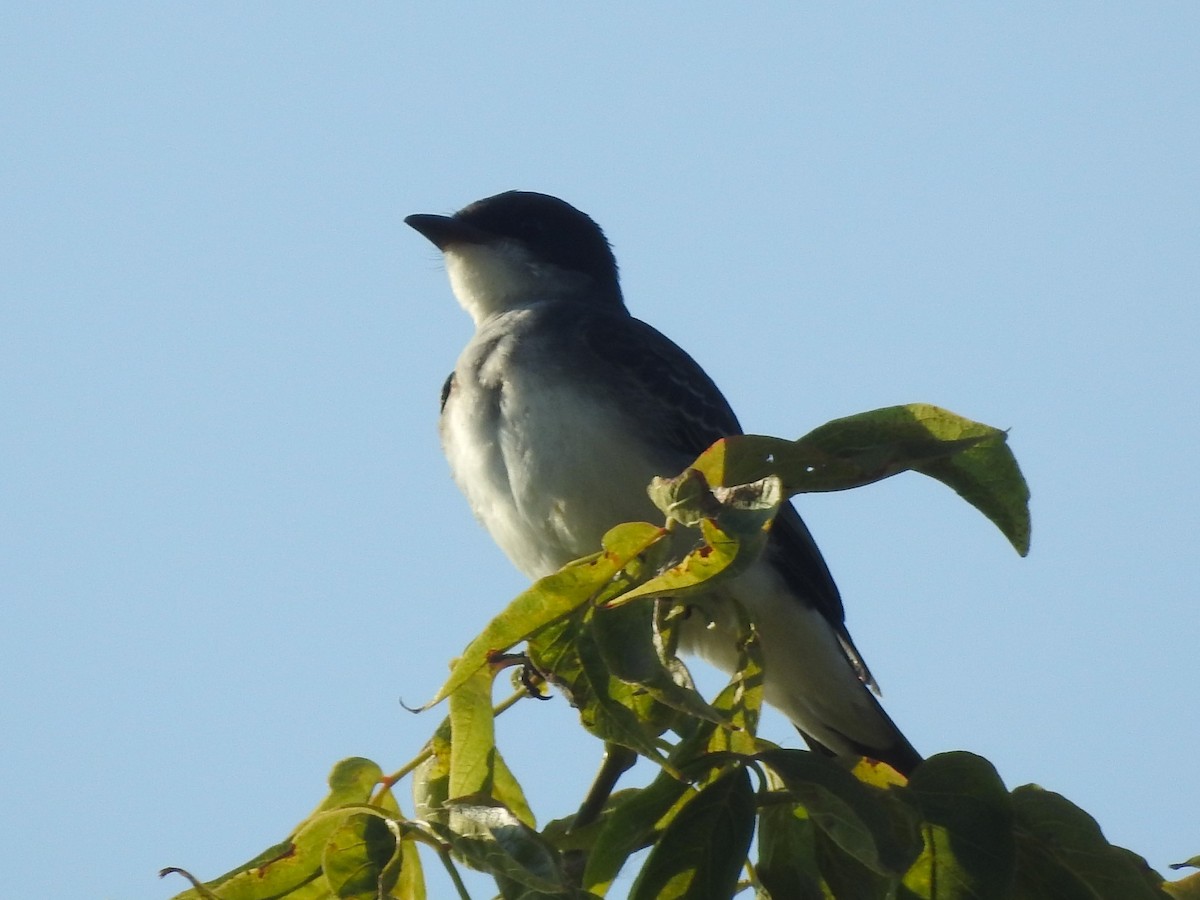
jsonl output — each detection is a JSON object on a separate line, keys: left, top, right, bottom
{"left": 454, "top": 191, "right": 621, "bottom": 297}
{"left": 406, "top": 191, "right": 625, "bottom": 322}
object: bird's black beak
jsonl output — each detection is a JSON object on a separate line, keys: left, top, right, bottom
{"left": 404, "top": 213, "right": 490, "bottom": 251}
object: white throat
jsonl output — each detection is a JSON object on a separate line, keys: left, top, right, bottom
{"left": 444, "top": 242, "right": 546, "bottom": 326}
{"left": 444, "top": 241, "right": 599, "bottom": 327}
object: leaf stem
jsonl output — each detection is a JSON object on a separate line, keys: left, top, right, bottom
{"left": 435, "top": 845, "right": 474, "bottom": 900}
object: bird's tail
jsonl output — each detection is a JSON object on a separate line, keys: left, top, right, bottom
{"left": 796, "top": 691, "right": 922, "bottom": 777}
{"left": 680, "top": 566, "right": 923, "bottom": 776}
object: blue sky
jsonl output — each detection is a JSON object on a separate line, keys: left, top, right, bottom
{"left": 3, "top": 6, "right": 1197, "bottom": 898}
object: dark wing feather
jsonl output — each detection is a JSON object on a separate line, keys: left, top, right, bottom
{"left": 576, "top": 311, "right": 741, "bottom": 458}
{"left": 769, "top": 506, "right": 876, "bottom": 689}
{"left": 575, "top": 308, "right": 862, "bottom": 679}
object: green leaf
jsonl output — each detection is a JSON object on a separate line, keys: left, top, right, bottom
{"left": 428, "top": 797, "right": 574, "bottom": 894}
{"left": 411, "top": 719, "right": 451, "bottom": 824}
{"left": 900, "top": 751, "right": 1016, "bottom": 900}
{"left": 756, "top": 789, "right": 828, "bottom": 900}
{"left": 608, "top": 518, "right": 748, "bottom": 606}
{"left": 813, "top": 826, "right": 896, "bottom": 900}
{"left": 1011, "top": 785, "right": 1169, "bottom": 900}
{"left": 449, "top": 666, "right": 496, "bottom": 800}
{"left": 1164, "top": 871, "right": 1200, "bottom": 900}
{"left": 849, "top": 756, "right": 910, "bottom": 790}
{"left": 590, "top": 593, "right": 728, "bottom": 727}
{"left": 367, "top": 788, "right": 426, "bottom": 900}
{"left": 415, "top": 710, "right": 532, "bottom": 840}
{"left": 757, "top": 749, "right": 918, "bottom": 877}
{"left": 646, "top": 466, "right": 722, "bottom": 527}
{"left": 494, "top": 746, "right": 536, "bottom": 829}
{"left": 705, "top": 625, "right": 764, "bottom": 756}
{"left": 628, "top": 767, "right": 756, "bottom": 900}
{"left": 692, "top": 404, "right": 1031, "bottom": 556}
{"left": 165, "top": 839, "right": 318, "bottom": 900}
{"left": 909, "top": 438, "right": 1030, "bottom": 558}
{"left": 528, "top": 606, "right": 673, "bottom": 764}
{"left": 391, "top": 836, "right": 427, "bottom": 900}
{"left": 167, "top": 758, "right": 385, "bottom": 900}
{"left": 583, "top": 770, "right": 694, "bottom": 894}
{"left": 159, "top": 870, "right": 223, "bottom": 900}
{"left": 316, "top": 758, "right": 387, "bottom": 813}
{"left": 168, "top": 808, "right": 376, "bottom": 900}
{"left": 424, "top": 522, "right": 667, "bottom": 709}
{"left": 615, "top": 475, "right": 783, "bottom": 607}
{"left": 322, "top": 812, "right": 399, "bottom": 900}
{"left": 540, "top": 787, "right": 641, "bottom": 854}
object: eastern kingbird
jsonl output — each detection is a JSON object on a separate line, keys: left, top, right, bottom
{"left": 406, "top": 191, "right": 921, "bottom": 775}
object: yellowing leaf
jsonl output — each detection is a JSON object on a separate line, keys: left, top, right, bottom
{"left": 424, "top": 521, "right": 666, "bottom": 708}
{"left": 449, "top": 666, "right": 495, "bottom": 801}
{"left": 692, "top": 404, "right": 1031, "bottom": 555}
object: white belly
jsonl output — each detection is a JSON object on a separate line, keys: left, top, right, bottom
{"left": 441, "top": 318, "right": 665, "bottom": 578}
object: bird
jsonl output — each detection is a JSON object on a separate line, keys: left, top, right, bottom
{"left": 405, "top": 190, "right": 921, "bottom": 776}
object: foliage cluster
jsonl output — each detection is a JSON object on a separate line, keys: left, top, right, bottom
{"left": 162, "top": 405, "right": 1197, "bottom": 900}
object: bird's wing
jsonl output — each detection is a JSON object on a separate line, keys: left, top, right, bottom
{"left": 574, "top": 309, "right": 871, "bottom": 682}
{"left": 769, "top": 505, "right": 876, "bottom": 689}
{"left": 576, "top": 311, "right": 743, "bottom": 458}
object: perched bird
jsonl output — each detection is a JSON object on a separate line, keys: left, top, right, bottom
{"left": 406, "top": 191, "right": 921, "bottom": 775}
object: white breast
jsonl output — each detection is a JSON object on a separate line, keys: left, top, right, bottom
{"left": 441, "top": 310, "right": 664, "bottom": 579}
